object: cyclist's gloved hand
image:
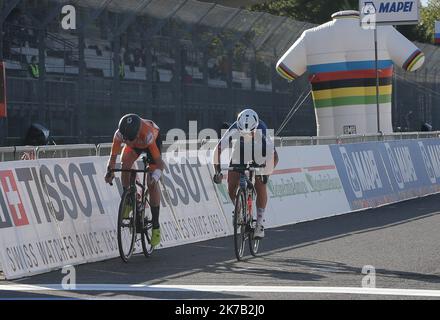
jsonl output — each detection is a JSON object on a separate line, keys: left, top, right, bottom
{"left": 261, "top": 175, "right": 269, "bottom": 185}
{"left": 106, "top": 156, "right": 116, "bottom": 185}
{"left": 213, "top": 172, "right": 223, "bottom": 184}
{"left": 107, "top": 156, "right": 116, "bottom": 171}
{"left": 105, "top": 167, "right": 115, "bottom": 185}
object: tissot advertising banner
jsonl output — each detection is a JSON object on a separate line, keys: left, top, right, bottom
{"left": 0, "top": 158, "right": 117, "bottom": 279}
{"left": 151, "top": 156, "right": 230, "bottom": 245}
{"left": 0, "top": 156, "right": 229, "bottom": 279}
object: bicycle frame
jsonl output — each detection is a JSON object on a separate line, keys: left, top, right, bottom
{"left": 225, "top": 163, "right": 262, "bottom": 260}
{"left": 112, "top": 156, "right": 151, "bottom": 208}
{"left": 110, "top": 156, "right": 155, "bottom": 261}
{"left": 226, "top": 164, "right": 262, "bottom": 222}
{"left": 134, "top": 159, "right": 150, "bottom": 209}
{"left": 238, "top": 169, "right": 256, "bottom": 225}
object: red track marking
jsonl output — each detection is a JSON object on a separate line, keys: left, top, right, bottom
{"left": 305, "top": 165, "right": 336, "bottom": 171}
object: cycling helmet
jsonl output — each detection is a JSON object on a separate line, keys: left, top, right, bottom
{"left": 118, "top": 114, "right": 141, "bottom": 141}
{"left": 236, "top": 109, "right": 259, "bottom": 134}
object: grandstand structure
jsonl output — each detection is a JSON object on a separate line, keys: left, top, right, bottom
{"left": 0, "top": 0, "right": 439, "bottom": 145}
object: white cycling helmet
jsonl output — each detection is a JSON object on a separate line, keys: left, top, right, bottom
{"left": 236, "top": 109, "right": 259, "bottom": 134}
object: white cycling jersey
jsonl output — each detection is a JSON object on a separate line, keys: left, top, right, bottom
{"left": 276, "top": 10, "right": 425, "bottom": 136}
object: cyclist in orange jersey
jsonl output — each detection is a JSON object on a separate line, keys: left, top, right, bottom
{"left": 105, "top": 113, "right": 164, "bottom": 247}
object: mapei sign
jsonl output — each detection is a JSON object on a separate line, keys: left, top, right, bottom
{"left": 359, "top": 0, "right": 420, "bottom": 25}
{"left": 330, "top": 140, "right": 440, "bottom": 210}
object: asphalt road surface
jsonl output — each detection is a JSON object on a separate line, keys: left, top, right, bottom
{"left": 1, "top": 193, "right": 440, "bottom": 300}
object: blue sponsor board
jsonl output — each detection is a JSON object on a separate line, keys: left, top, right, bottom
{"left": 330, "top": 139, "right": 440, "bottom": 210}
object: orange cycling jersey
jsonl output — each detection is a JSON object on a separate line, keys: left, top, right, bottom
{"left": 111, "top": 119, "right": 161, "bottom": 160}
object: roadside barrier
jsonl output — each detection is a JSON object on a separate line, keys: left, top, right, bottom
{"left": 1, "top": 136, "right": 440, "bottom": 279}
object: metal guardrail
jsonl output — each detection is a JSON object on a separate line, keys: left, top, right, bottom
{"left": 36, "top": 144, "right": 97, "bottom": 159}
{"left": 96, "top": 139, "right": 216, "bottom": 156}
{"left": 0, "top": 146, "right": 36, "bottom": 161}
{"left": 277, "top": 132, "right": 440, "bottom": 147}
{"left": 96, "top": 143, "right": 113, "bottom": 157}
{"left": 1, "top": 131, "right": 440, "bottom": 161}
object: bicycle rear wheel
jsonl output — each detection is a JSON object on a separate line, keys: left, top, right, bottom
{"left": 141, "top": 207, "right": 154, "bottom": 257}
{"left": 234, "top": 189, "right": 246, "bottom": 261}
{"left": 117, "top": 189, "right": 136, "bottom": 262}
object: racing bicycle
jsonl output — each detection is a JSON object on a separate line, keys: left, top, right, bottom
{"left": 226, "top": 163, "right": 263, "bottom": 261}
{"left": 108, "top": 156, "right": 154, "bottom": 262}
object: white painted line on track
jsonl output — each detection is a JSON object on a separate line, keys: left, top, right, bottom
{"left": 1, "top": 284, "right": 440, "bottom": 297}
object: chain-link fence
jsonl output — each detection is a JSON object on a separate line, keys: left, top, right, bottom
{"left": 1, "top": 0, "right": 439, "bottom": 146}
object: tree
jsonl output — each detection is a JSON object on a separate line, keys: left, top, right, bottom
{"left": 418, "top": 0, "right": 440, "bottom": 42}
{"left": 250, "top": 0, "right": 359, "bottom": 24}
{"left": 394, "top": 0, "right": 440, "bottom": 42}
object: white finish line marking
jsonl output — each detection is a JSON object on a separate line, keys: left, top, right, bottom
{"left": 1, "top": 284, "right": 440, "bottom": 297}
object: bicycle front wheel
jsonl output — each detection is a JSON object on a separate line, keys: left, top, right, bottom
{"left": 117, "top": 189, "right": 136, "bottom": 262}
{"left": 248, "top": 190, "right": 260, "bottom": 256}
{"left": 249, "top": 222, "right": 260, "bottom": 256}
{"left": 141, "top": 207, "right": 154, "bottom": 257}
{"left": 249, "top": 229, "right": 260, "bottom": 256}
{"left": 234, "top": 189, "right": 246, "bottom": 261}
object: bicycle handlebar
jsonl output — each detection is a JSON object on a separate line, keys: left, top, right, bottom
{"left": 225, "top": 167, "right": 257, "bottom": 172}
{"left": 223, "top": 163, "right": 266, "bottom": 172}
{"left": 106, "top": 167, "right": 150, "bottom": 186}
{"left": 109, "top": 168, "right": 150, "bottom": 173}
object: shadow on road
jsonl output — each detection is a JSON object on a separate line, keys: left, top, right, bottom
{"left": 5, "top": 193, "right": 440, "bottom": 299}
